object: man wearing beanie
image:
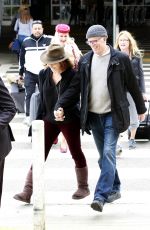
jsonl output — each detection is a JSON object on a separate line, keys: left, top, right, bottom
{"left": 54, "top": 24, "right": 146, "bottom": 212}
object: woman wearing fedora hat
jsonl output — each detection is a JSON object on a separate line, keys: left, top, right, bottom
{"left": 52, "top": 23, "right": 82, "bottom": 153}
{"left": 13, "top": 44, "right": 90, "bottom": 204}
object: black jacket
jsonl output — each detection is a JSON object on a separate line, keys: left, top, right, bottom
{"left": 36, "top": 67, "right": 80, "bottom": 124}
{"left": 131, "top": 56, "right": 145, "bottom": 93}
{"left": 55, "top": 45, "right": 146, "bottom": 134}
{"left": 0, "top": 78, "right": 16, "bottom": 160}
{"left": 19, "top": 34, "right": 52, "bottom": 76}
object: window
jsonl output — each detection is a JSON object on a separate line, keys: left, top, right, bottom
{"left": 51, "top": 0, "right": 71, "bottom": 25}
{"left": 2, "top": 0, "right": 31, "bottom": 25}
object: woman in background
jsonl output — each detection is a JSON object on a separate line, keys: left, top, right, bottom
{"left": 115, "top": 30, "right": 146, "bottom": 149}
{"left": 14, "top": 6, "right": 33, "bottom": 46}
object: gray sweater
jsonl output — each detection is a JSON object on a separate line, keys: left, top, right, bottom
{"left": 88, "top": 50, "right": 111, "bottom": 114}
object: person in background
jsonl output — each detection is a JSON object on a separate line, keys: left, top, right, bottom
{"left": 13, "top": 44, "right": 90, "bottom": 204}
{"left": 54, "top": 25, "right": 146, "bottom": 212}
{"left": 0, "top": 77, "right": 16, "bottom": 207}
{"left": 14, "top": 6, "right": 33, "bottom": 46}
{"left": 52, "top": 23, "right": 82, "bottom": 153}
{"left": 52, "top": 23, "right": 82, "bottom": 70}
{"left": 69, "top": 0, "right": 81, "bottom": 25}
{"left": 18, "top": 20, "right": 52, "bottom": 126}
{"left": 115, "top": 30, "right": 146, "bottom": 149}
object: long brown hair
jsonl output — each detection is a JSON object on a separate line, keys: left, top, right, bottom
{"left": 59, "top": 59, "right": 74, "bottom": 71}
{"left": 19, "top": 7, "right": 32, "bottom": 23}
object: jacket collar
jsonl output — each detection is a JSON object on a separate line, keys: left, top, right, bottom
{"left": 109, "top": 45, "right": 120, "bottom": 66}
{"left": 83, "top": 44, "right": 120, "bottom": 66}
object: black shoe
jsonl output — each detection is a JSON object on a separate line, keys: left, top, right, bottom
{"left": 106, "top": 191, "right": 121, "bottom": 203}
{"left": 91, "top": 200, "right": 104, "bottom": 212}
{"left": 128, "top": 129, "right": 131, "bottom": 140}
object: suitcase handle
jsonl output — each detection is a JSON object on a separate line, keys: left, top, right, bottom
{"left": 144, "top": 100, "right": 150, "bottom": 125}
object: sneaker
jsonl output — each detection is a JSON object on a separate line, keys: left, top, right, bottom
{"left": 128, "top": 139, "right": 136, "bottom": 149}
{"left": 91, "top": 200, "right": 104, "bottom": 212}
{"left": 106, "top": 191, "right": 121, "bottom": 203}
{"left": 116, "top": 145, "right": 122, "bottom": 156}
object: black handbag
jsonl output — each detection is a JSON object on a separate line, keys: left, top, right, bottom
{"left": 135, "top": 100, "right": 150, "bottom": 140}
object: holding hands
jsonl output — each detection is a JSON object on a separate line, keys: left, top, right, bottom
{"left": 54, "top": 107, "right": 65, "bottom": 121}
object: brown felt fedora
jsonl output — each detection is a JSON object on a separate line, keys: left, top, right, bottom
{"left": 40, "top": 43, "right": 69, "bottom": 64}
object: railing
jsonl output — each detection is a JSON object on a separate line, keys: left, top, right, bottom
{"left": 32, "top": 120, "right": 45, "bottom": 230}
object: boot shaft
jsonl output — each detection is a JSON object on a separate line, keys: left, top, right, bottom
{"left": 72, "top": 166, "right": 90, "bottom": 199}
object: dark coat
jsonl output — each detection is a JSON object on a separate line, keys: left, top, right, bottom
{"left": 55, "top": 45, "right": 146, "bottom": 134}
{"left": 0, "top": 78, "right": 16, "bottom": 160}
{"left": 36, "top": 67, "right": 80, "bottom": 124}
{"left": 131, "top": 56, "right": 145, "bottom": 93}
{"left": 19, "top": 34, "right": 52, "bottom": 76}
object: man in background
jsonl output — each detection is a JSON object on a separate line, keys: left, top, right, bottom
{"left": 18, "top": 20, "right": 52, "bottom": 125}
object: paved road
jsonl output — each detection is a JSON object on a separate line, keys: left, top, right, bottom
{"left": 0, "top": 52, "right": 150, "bottom": 229}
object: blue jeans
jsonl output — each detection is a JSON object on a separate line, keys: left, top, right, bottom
{"left": 18, "top": 35, "right": 27, "bottom": 45}
{"left": 88, "top": 112, "right": 121, "bottom": 202}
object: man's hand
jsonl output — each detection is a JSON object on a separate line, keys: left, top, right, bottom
{"left": 54, "top": 107, "right": 65, "bottom": 121}
{"left": 16, "top": 75, "right": 24, "bottom": 85}
{"left": 138, "top": 113, "right": 146, "bottom": 122}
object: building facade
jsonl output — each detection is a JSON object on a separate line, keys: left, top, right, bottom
{"left": 0, "top": 0, "right": 150, "bottom": 32}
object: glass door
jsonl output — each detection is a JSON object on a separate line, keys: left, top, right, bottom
{"left": 2, "top": 0, "right": 31, "bottom": 25}
{"left": 51, "top": 0, "right": 71, "bottom": 25}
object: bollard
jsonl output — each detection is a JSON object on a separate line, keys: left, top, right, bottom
{"left": 32, "top": 120, "right": 45, "bottom": 230}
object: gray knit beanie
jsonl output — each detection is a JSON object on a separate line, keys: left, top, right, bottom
{"left": 86, "top": 25, "right": 108, "bottom": 39}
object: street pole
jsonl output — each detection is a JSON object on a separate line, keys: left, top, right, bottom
{"left": 113, "top": 0, "right": 116, "bottom": 47}
{"left": 32, "top": 120, "right": 45, "bottom": 230}
{"left": 0, "top": 0, "right": 2, "bottom": 37}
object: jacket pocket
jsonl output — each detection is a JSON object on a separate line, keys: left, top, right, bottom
{"left": 113, "top": 103, "right": 130, "bottom": 133}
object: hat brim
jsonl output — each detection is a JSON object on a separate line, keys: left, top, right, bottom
{"left": 40, "top": 50, "right": 69, "bottom": 64}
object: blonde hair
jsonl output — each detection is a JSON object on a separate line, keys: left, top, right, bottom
{"left": 51, "top": 32, "right": 82, "bottom": 69}
{"left": 51, "top": 31, "right": 74, "bottom": 45}
{"left": 115, "top": 30, "right": 143, "bottom": 58}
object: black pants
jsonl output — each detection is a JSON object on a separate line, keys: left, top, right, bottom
{"left": 24, "top": 71, "right": 39, "bottom": 116}
{"left": 0, "top": 159, "right": 5, "bottom": 207}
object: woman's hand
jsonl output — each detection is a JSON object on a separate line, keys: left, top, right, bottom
{"left": 54, "top": 107, "right": 65, "bottom": 121}
{"left": 143, "top": 93, "right": 148, "bottom": 101}
{"left": 138, "top": 113, "right": 146, "bottom": 122}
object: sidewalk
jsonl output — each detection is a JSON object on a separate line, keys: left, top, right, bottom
{"left": 0, "top": 126, "right": 150, "bottom": 230}
{"left": 0, "top": 52, "right": 18, "bottom": 65}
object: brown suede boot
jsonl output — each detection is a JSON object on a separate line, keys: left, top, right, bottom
{"left": 72, "top": 166, "right": 90, "bottom": 199}
{"left": 13, "top": 168, "right": 32, "bottom": 204}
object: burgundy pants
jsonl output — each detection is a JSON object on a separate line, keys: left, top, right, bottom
{"left": 0, "top": 159, "right": 5, "bottom": 207}
{"left": 44, "top": 118, "right": 86, "bottom": 168}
